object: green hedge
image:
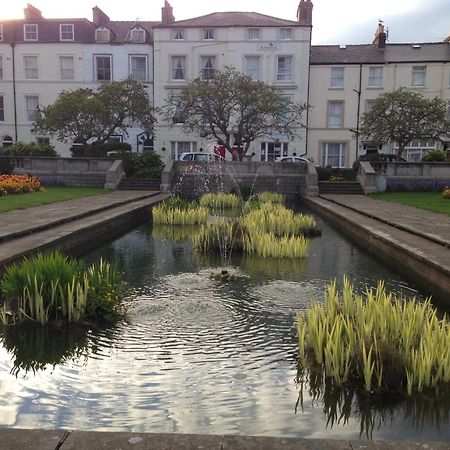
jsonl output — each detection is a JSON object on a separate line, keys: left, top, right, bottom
{"left": 0, "top": 142, "right": 58, "bottom": 157}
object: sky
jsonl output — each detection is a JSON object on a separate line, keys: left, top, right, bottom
{"left": 1, "top": 0, "right": 449, "bottom": 44}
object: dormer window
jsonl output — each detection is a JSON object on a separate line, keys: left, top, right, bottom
{"left": 279, "top": 28, "right": 292, "bottom": 40}
{"left": 129, "top": 28, "right": 145, "bottom": 43}
{"left": 202, "top": 28, "right": 215, "bottom": 40}
{"left": 173, "top": 29, "right": 184, "bottom": 40}
{"left": 60, "top": 24, "right": 74, "bottom": 41}
{"left": 24, "top": 24, "right": 38, "bottom": 41}
{"left": 247, "top": 28, "right": 260, "bottom": 40}
{"left": 95, "top": 27, "right": 110, "bottom": 43}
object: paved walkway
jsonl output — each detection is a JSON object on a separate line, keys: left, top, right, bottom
{"left": 0, "top": 190, "right": 159, "bottom": 242}
{"left": 1, "top": 429, "right": 449, "bottom": 450}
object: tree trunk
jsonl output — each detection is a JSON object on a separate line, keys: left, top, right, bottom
{"left": 396, "top": 144, "right": 405, "bottom": 161}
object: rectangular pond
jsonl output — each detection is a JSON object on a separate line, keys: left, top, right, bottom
{"left": 0, "top": 211, "right": 448, "bottom": 442}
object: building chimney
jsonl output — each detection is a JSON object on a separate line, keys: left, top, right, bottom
{"left": 161, "top": 1, "right": 175, "bottom": 24}
{"left": 92, "top": 6, "right": 110, "bottom": 27}
{"left": 24, "top": 3, "right": 43, "bottom": 20}
{"left": 372, "top": 21, "right": 387, "bottom": 49}
{"left": 297, "top": 0, "right": 313, "bottom": 26}
{"left": 444, "top": 31, "right": 450, "bottom": 43}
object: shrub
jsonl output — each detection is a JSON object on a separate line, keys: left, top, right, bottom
{"left": 0, "top": 142, "right": 57, "bottom": 157}
{"left": 318, "top": 166, "right": 355, "bottom": 181}
{"left": 0, "top": 157, "right": 14, "bottom": 175}
{"left": 422, "top": 149, "right": 448, "bottom": 162}
{"left": 71, "top": 142, "right": 131, "bottom": 157}
{"left": 0, "top": 175, "right": 44, "bottom": 196}
{"left": 122, "top": 151, "right": 164, "bottom": 178}
{"left": 297, "top": 278, "right": 450, "bottom": 395}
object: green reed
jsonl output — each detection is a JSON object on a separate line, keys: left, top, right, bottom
{"left": 258, "top": 192, "right": 285, "bottom": 204}
{"left": 199, "top": 193, "right": 240, "bottom": 209}
{"left": 243, "top": 232, "right": 311, "bottom": 258}
{"left": 296, "top": 278, "right": 450, "bottom": 395}
{"left": 152, "top": 204, "right": 208, "bottom": 225}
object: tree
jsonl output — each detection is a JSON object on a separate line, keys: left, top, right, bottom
{"left": 33, "top": 77, "right": 156, "bottom": 146}
{"left": 165, "top": 67, "right": 307, "bottom": 160}
{"left": 360, "top": 88, "right": 447, "bottom": 161}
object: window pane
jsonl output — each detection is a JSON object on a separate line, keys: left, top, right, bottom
{"left": 171, "top": 56, "right": 186, "bottom": 80}
{"left": 280, "top": 28, "right": 292, "bottom": 40}
{"left": 131, "top": 56, "right": 147, "bottom": 81}
{"left": 247, "top": 28, "right": 260, "bottom": 40}
{"left": 24, "top": 56, "right": 38, "bottom": 79}
{"left": 277, "top": 56, "right": 292, "bottom": 81}
{"left": 245, "top": 56, "right": 260, "bottom": 80}
{"left": 24, "top": 24, "right": 38, "bottom": 40}
{"left": 26, "top": 95, "right": 39, "bottom": 121}
{"left": 173, "top": 29, "right": 184, "bottom": 40}
{"left": 322, "top": 143, "right": 346, "bottom": 168}
{"left": 330, "top": 67, "right": 344, "bottom": 87}
{"left": 96, "top": 56, "right": 111, "bottom": 81}
{"left": 201, "top": 56, "right": 215, "bottom": 79}
{"left": 60, "top": 56, "right": 74, "bottom": 79}
{"left": 328, "top": 101, "right": 343, "bottom": 127}
{"left": 368, "top": 67, "right": 382, "bottom": 87}
{"left": 203, "top": 28, "right": 214, "bottom": 40}
{"left": 412, "top": 66, "right": 426, "bottom": 86}
{"left": 60, "top": 24, "right": 74, "bottom": 40}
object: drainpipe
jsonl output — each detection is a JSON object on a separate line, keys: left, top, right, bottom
{"left": 302, "top": 26, "right": 312, "bottom": 159}
{"left": 353, "top": 63, "right": 362, "bottom": 162}
{"left": 11, "top": 42, "right": 18, "bottom": 142}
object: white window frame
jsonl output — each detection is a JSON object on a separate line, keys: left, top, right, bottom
{"left": 279, "top": 28, "right": 292, "bottom": 40}
{"left": 59, "top": 24, "right": 74, "bottom": 41}
{"left": 201, "top": 55, "right": 216, "bottom": 79}
{"left": 327, "top": 101, "right": 344, "bottom": 128}
{"left": 59, "top": 56, "right": 75, "bottom": 80}
{"left": 171, "top": 55, "right": 187, "bottom": 81}
{"left": 202, "top": 28, "right": 215, "bottom": 40}
{"left": 0, "top": 25, "right": 3, "bottom": 41}
{"left": 129, "top": 28, "right": 145, "bottom": 43}
{"left": 0, "top": 95, "right": 4, "bottom": 122}
{"left": 24, "top": 55, "right": 38, "bottom": 80}
{"left": 244, "top": 55, "right": 261, "bottom": 81}
{"left": 395, "top": 141, "right": 438, "bottom": 162}
{"left": 36, "top": 136, "right": 50, "bottom": 145}
{"left": 276, "top": 55, "right": 293, "bottom": 81}
{"left": 260, "top": 142, "right": 288, "bottom": 162}
{"left": 95, "top": 28, "right": 110, "bottom": 43}
{"left": 2, "top": 136, "right": 13, "bottom": 147}
{"left": 247, "top": 28, "right": 261, "bottom": 40}
{"left": 24, "top": 24, "right": 38, "bottom": 41}
{"left": 330, "top": 67, "right": 344, "bottom": 88}
{"left": 94, "top": 55, "right": 112, "bottom": 82}
{"left": 171, "top": 141, "right": 197, "bottom": 160}
{"left": 129, "top": 55, "right": 148, "bottom": 81}
{"left": 321, "top": 142, "right": 347, "bottom": 168}
{"left": 368, "top": 67, "right": 383, "bottom": 87}
{"left": 412, "top": 66, "right": 426, "bottom": 87}
{"left": 25, "top": 95, "right": 39, "bottom": 122}
{"left": 172, "top": 29, "right": 184, "bottom": 40}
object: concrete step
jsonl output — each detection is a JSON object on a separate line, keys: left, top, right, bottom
{"left": 318, "top": 181, "right": 364, "bottom": 195}
{"left": 118, "top": 178, "right": 161, "bottom": 191}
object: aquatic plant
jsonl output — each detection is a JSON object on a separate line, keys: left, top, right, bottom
{"left": 199, "top": 193, "right": 240, "bottom": 209}
{"left": 296, "top": 278, "right": 450, "bottom": 396}
{"left": 243, "top": 232, "right": 311, "bottom": 258}
{"left": 192, "top": 220, "right": 240, "bottom": 254}
{"left": 0, "top": 252, "right": 127, "bottom": 325}
{"left": 152, "top": 203, "right": 208, "bottom": 225}
{"left": 152, "top": 224, "right": 201, "bottom": 241}
{"left": 241, "top": 203, "right": 317, "bottom": 237}
{"left": 258, "top": 192, "right": 285, "bottom": 204}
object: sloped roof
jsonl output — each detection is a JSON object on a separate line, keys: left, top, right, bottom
{"left": 311, "top": 42, "right": 450, "bottom": 65}
{"left": 154, "top": 11, "right": 299, "bottom": 28}
{"left": 107, "top": 21, "right": 159, "bottom": 43}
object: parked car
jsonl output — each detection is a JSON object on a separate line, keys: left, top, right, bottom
{"left": 275, "top": 155, "right": 310, "bottom": 163}
{"left": 179, "top": 152, "right": 225, "bottom": 161}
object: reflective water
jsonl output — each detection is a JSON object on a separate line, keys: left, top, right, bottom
{"left": 0, "top": 214, "right": 448, "bottom": 441}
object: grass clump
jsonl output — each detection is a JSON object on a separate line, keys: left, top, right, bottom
{"left": 199, "top": 193, "right": 239, "bottom": 209}
{"left": 296, "top": 278, "right": 450, "bottom": 396}
{"left": 0, "top": 252, "right": 127, "bottom": 325}
{"left": 258, "top": 192, "right": 285, "bottom": 204}
{"left": 153, "top": 197, "right": 208, "bottom": 225}
{"left": 244, "top": 232, "right": 311, "bottom": 258}
{"left": 192, "top": 220, "right": 240, "bottom": 253}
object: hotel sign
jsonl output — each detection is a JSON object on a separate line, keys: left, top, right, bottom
{"left": 258, "top": 42, "right": 280, "bottom": 51}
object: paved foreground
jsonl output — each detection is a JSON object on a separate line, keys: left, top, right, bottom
{"left": 1, "top": 429, "right": 449, "bottom": 450}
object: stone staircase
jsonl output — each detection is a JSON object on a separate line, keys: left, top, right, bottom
{"left": 118, "top": 177, "right": 161, "bottom": 191}
{"left": 318, "top": 181, "right": 364, "bottom": 195}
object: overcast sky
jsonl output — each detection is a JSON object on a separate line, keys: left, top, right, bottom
{"left": 2, "top": 0, "right": 449, "bottom": 44}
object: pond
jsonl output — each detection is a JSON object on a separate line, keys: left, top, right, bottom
{"left": 0, "top": 212, "right": 449, "bottom": 441}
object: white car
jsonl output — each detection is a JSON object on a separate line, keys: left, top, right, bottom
{"left": 275, "top": 155, "right": 310, "bottom": 163}
{"left": 179, "top": 152, "right": 225, "bottom": 161}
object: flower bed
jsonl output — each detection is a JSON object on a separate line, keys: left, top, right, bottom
{"left": 0, "top": 175, "right": 44, "bottom": 196}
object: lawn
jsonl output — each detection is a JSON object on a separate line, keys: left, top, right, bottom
{"left": 369, "top": 192, "right": 450, "bottom": 216}
{"left": 0, "top": 187, "right": 107, "bottom": 213}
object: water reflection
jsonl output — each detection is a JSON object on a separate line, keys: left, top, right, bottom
{"left": 296, "top": 371, "right": 450, "bottom": 440}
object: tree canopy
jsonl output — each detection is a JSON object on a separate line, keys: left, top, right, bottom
{"left": 33, "top": 77, "right": 156, "bottom": 145}
{"left": 165, "top": 67, "right": 307, "bottom": 160}
{"left": 360, "top": 88, "right": 448, "bottom": 160}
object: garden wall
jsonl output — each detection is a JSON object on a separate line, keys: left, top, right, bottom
{"left": 4, "top": 156, "right": 124, "bottom": 189}
{"left": 162, "top": 161, "right": 319, "bottom": 200}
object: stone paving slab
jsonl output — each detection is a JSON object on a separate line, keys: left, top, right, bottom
{"left": 321, "top": 195, "right": 450, "bottom": 248}
{"left": 0, "top": 428, "right": 68, "bottom": 450}
{"left": 0, "top": 190, "right": 158, "bottom": 243}
{"left": 351, "top": 441, "right": 450, "bottom": 449}
{"left": 223, "top": 435, "right": 351, "bottom": 449}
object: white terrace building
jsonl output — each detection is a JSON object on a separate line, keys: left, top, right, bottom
{"left": 152, "top": 1, "right": 313, "bottom": 162}
{"left": 308, "top": 24, "right": 450, "bottom": 167}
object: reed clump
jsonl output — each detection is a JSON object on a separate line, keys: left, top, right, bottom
{"left": 192, "top": 220, "right": 243, "bottom": 253}
{"left": 199, "top": 193, "right": 240, "bottom": 209}
{"left": 0, "top": 252, "right": 127, "bottom": 325}
{"left": 244, "top": 232, "right": 311, "bottom": 258}
{"left": 153, "top": 202, "right": 208, "bottom": 225}
{"left": 296, "top": 278, "right": 450, "bottom": 396}
{"left": 258, "top": 192, "right": 285, "bottom": 204}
